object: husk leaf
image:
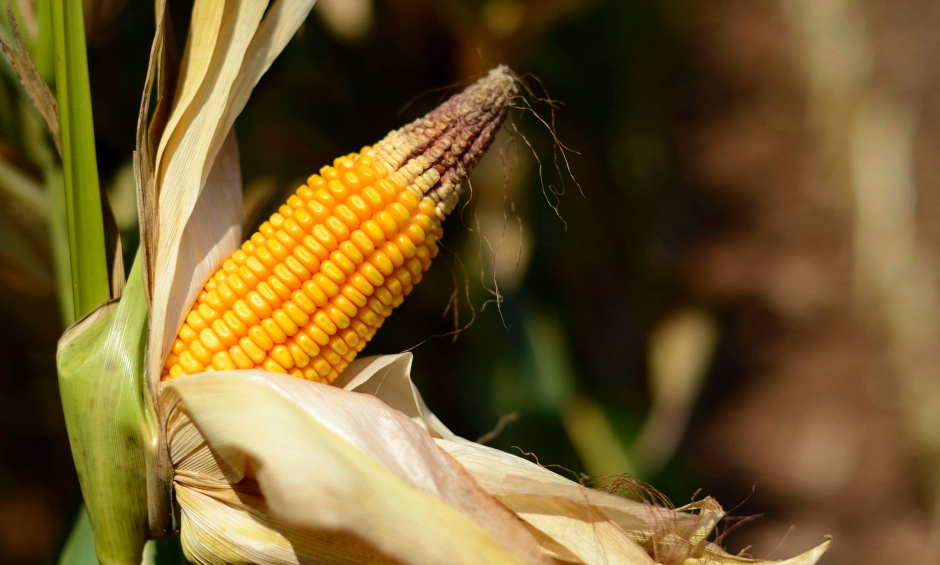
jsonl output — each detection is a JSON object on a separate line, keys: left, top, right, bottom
{"left": 56, "top": 253, "right": 152, "bottom": 564}
{"left": 334, "top": 355, "right": 832, "bottom": 565}
{"left": 161, "top": 368, "right": 550, "bottom": 565}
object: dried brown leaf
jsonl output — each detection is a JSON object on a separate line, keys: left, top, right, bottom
{"left": 0, "top": 0, "right": 60, "bottom": 154}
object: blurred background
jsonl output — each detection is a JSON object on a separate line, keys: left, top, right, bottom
{"left": 1, "top": 0, "right": 939, "bottom": 563}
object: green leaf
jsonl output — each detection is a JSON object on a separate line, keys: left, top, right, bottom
{"left": 48, "top": 167, "right": 74, "bottom": 326}
{"left": 58, "top": 507, "right": 98, "bottom": 565}
{"left": 57, "top": 252, "right": 152, "bottom": 564}
{"left": 51, "top": 0, "right": 109, "bottom": 319}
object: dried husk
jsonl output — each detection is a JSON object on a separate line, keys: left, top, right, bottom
{"left": 158, "top": 354, "right": 831, "bottom": 564}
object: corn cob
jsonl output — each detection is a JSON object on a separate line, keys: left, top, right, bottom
{"left": 163, "top": 66, "right": 516, "bottom": 383}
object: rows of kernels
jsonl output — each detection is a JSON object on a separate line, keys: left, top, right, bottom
{"left": 164, "top": 150, "right": 441, "bottom": 382}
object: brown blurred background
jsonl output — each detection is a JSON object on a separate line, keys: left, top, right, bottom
{"left": 1, "top": 0, "right": 939, "bottom": 563}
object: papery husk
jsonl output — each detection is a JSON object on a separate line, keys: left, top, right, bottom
{"left": 56, "top": 256, "right": 151, "bottom": 564}
{"left": 161, "top": 367, "right": 550, "bottom": 565}
{"left": 341, "top": 354, "right": 832, "bottom": 565}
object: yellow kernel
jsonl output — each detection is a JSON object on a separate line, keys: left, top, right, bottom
{"left": 397, "top": 189, "right": 420, "bottom": 211}
{"left": 312, "top": 224, "right": 338, "bottom": 251}
{"left": 248, "top": 326, "right": 275, "bottom": 351}
{"left": 257, "top": 282, "right": 284, "bottom": 309}
{"left": 240, "top": 337, "right": 266, "bottom": 363}
{"left": 237, "top": 265, "right": 259, "bottom": 288}
{"left": 233, "top": 299, "right": 261, "bottom": 326}
{"left": 373, "top": 211, "right": 398, "bottom": 237}
{"left": 189, "top": 340, "right": 214, "bottom": 365}
{"left": 385, "top": 277, "right": 403, "bottom": 297}
{"left": 334, "top": 205, "right": 360, "bottom": 230}
{"left": 346, "top": 195, "right": 372, "bottom": 222}
{"left": 342, "top": 170, "right": 363, "bottom": 192}
{"left": 216, "top": 282, "right": 239, "bottom": 306}
{"left": 350, "top": 319, "right": 368, "bottom": 337}
{"left": 222, "top": 311, "right": 248, "bottom": 338}
{"left": 169, "top": 365, "right": 186, "bottom": 379}
{"left": 255, "top": 245, "right": 279, "bottom": 271}
{"left": 199, "top": 328, "right": 226, "bottom": 353}
{"left": 359, "top": 262, "right": 385, "bottom": 287}
{"left": 324, "top": 304, "right": 351, "bottom": 329}
{"left": 313, "top": 311, "right": 337, "bottom": 335}
{"left": 313, "top": 273, "right": 339, "bottom": 297}
{"left": 205, "top": 290, "right": 226, "bottom": 313}
{"left": 312, "top": 358, "right": 331, "bottom": 377}
{"left": 339, "top": 240, "right": 364, "bottom": 264}
{"left": 394, "top": 233, "right": 417, "bottom": 259}
{"left": 327, "top": 179, "right": 350, "bottom": 202}
{"left": 357, "top": 308, "right": 380, "bottom": 326}
{"left": 330, "top": 251, "right": 356, "bottom": 275}
{"left": 314, "top": 188, "right": 337, "bottom": 209}
{"left": 348, "top": 272, "right": 374, "bottom": 296}
{"left": 270, "top": 345, "right": 295, "bottom": 370}
{"left": 293, "top": 207, "right": 316, "bottom": 232}
{"left": 360, "top": 220, "right": 386, "bottom": 246}
{"left": 303, "top": 235, "right": 330, "bottom": 261}
{"left": 232, "top": 250, "right": 250, "bottom": 265}
{"left": 366, "top": 297, "right": 385, "bottom": 315}
{"left": 342, "top": 330, "right": 360, "bottom": 347}
{"left": 187, "top": 310, "right": 209, "bottom": 333}
{"left": 349, "top": 230, "right": 376, "bottom": 255}
{"left": 246, "top": 291, "right": 274, "bottom": 319}
{"left": 301, "top": 280, "right": 329, "bottom": 307}
{"left": 261, "top": 318, "right": 288, "bottom": 344}
{"left": 180, "top": 324, "right": 198, "bottom": 344}
{"left": 263, "top": 358, "right": 288, "bottom": 374}
{"left": 212, "top": 351, "right": 237, "bottom": 371}
{"left": 307, "top": 174, "right": 326, "bottom": 190}
{"left": 283, "top": 301, "right": 310, "bottom": 326}
{"left": 332, "top": 295, "right": 358, "bottom": 317}
{"left": 330, "top": 336, "right": 349, "bottom": 355}
{"left": 172, "top": 339, "right": 187, "bottom": 355}
{"left": 292, "top": 245, "right": 320, "bottom": 273}
{"left": 322, "top": 347, "right": 341, "bottom": 365}
{"left": 272, "top": 309, "right": 299, "bottom": 337}
{"left": 304, "top": 368, "right": 322, "bottom": 382}
{"left": 289, "top": 368, "right": 305, "bottom": 379}
{"left": 341, "top": 284, "right": 368, "bottom": 307}
{"left": 325, "top": 216, "right": 351, "bottom": 241}
{"left": 320, "top": 261, "right": 346, "bottom": 284}
{"left": 381, "top": 241, "right": 405, "bottom": 268}
{"left": 295, "top": 332, "right": 320, "bottom": 357}
{"left": 375, "top": 178, "right": 399, "bottom": 201}
{"left": 246, "top": 256, "right": 271, "bottom": 279}
{"left": 178, "top": 351, "right": 205, "bottom": 374}
{"left": 281, "top": 223, "right": 305, "bottom": 247}
{"left": 287, "top": 341, "right": 310, "bottom": 368}
{"left": 368, "top": 251, "right": 394, "bottom": 276}
{"left": 304, "top": 324, "right": 331, "bottom": 346}
{"left": 361, "top": 187, "right": 384, "bottom": 213}
{"left": 375, "top": 287, "right": 393, "bottom": 306}
{"left": 306, "top": 199, "right": 331, "bottom": 223}
{"left": 230, "top": 345, "right": 253, "bottom": 369}
{"left": 267, "top": 237, "right": 290, "bottom": 262}
{"left": 267, "top": 277, "right": 292, "bottom": 301}
{"left": 274, "top": 264, "right": 302, "bottom": 290}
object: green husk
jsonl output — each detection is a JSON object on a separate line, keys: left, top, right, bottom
{"left": 57, "top": 254, "right": 155, "bottom": 564}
